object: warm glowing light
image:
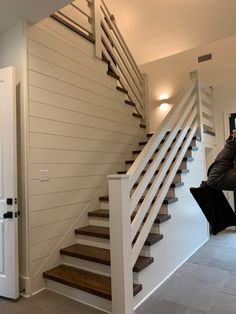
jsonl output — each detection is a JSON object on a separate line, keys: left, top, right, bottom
{"left": 159, "top": 93, "right": 169, "bottom": 100}
{"left": 160, "top": 103, "right": 169, "bottom": 111}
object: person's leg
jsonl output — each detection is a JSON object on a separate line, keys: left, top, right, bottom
{"left": 207, "top": 132, "right": 236, "bottom": 190}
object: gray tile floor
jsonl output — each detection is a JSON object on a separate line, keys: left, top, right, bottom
{"left": 1, "top": 230, "right": 236, "bottom": 314}
{"left": 136, "top": 229, "right": 236, "bottom": 314}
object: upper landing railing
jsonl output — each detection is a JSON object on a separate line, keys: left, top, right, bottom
{"left": 52, "top": 0, "right": 147, "bottom": 120}
{"left": 52, "top": 0, "right": 95, "bottom": 43}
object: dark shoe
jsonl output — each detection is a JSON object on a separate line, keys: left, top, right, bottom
{"left": 190, "top": 181, "right": 236, "bottom": 235}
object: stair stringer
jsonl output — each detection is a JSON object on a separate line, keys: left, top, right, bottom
{"left": 134, "top": 140, "right": 209, "bottom": 310}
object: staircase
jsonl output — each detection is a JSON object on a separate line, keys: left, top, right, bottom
{"left": 40, "top": 1, "right": 215, "bottom": 313}
{"left": 43, "top": 130, "right": 200, "bottom": 312}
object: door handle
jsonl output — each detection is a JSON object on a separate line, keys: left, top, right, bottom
{"left": 3, "top": 211, "right": 20, "bottom": 219}
{"left": 3, "top": 211, "right": 13, "bottom": 219}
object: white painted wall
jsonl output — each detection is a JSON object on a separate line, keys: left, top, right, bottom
{"left": 0, "top": 22, "right": 30, "bottom": 293}
{"left": 139, "top": 35, "right": 236, "bottom": 136}
{"left": 26, "top": 17, "right": 145, "bottom": 294}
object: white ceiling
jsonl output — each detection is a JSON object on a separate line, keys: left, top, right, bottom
{"left": 106, "top": 0, "right": 236, "bottom": 65}
{"left": 0, "top": 0, "right": 72, "bottom": 35}
{"left": 140, "top": 34, "right": 236, "bottom": 102}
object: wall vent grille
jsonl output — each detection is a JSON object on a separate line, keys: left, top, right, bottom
{"left": 198, "top": 53, "right": 212, "bottom": 63}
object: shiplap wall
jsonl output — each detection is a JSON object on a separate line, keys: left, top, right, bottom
{"left": 26, "top": 17, "right": 144, "bottom": 291}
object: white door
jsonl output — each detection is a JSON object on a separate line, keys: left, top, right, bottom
{"left": 0, "top": 66, "right": 19, "bottom": 299}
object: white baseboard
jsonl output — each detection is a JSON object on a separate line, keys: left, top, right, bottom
{"left": 19, "top": 275, "right": 32, "bottom": 297}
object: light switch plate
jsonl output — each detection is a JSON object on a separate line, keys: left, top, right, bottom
{"left": 40, "top": 170, "right": 49, "bottom": 181}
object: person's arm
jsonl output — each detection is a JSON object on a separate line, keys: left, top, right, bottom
{"left": 207, "top": 130, "right": 236, "bottom": 190}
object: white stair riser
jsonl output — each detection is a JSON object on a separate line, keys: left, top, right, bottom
{"left": 100, "top": 202, "right": 109, "bottom": 210}
{"left": 45, "top": 280, "right": 112, "bottom": 313}
{"left": 89, "top": 217, "right": 110, "bottom": 227}
{"left": 76, "top": 234, "right": 151, "bottom": 256}
{"left": 61, "top": 255, "right": 141, "bottom": 283}
{"left": 150, "top": 224, "right": 160, "bottom": 234}
{"left": 62, "top": 254, "right": 111, "bottom": 276}
{"left": 76, "top": 234, "right": 110, "bottom": 249}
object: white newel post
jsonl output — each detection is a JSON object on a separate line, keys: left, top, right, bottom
{"left": 190, "top": 70, "right": 203, "bottom": 139}
{"left": 210, "top": 86, "right": 216, "bottom": 134}
{"left": 108, "top": 174, "right": 134, "bottom": 314}
{"left": 143, "top": 73, "right": 150, "bottom": 133}
{"left": 93, "top": 0, "right": 102, "bottom": 58}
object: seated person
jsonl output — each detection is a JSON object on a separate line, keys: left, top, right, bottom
{"left": 208, "top": 129, "right": 236, "bottom": 191}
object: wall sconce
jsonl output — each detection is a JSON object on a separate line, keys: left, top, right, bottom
{"left": 160, "top": 102, "right": 170, "bottom": 112}
{"left": 158, "top": 94, "right": 171, "bottom": 112}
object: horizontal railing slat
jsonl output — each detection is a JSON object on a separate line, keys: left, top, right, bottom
{"left": 101, "top": 0, "right": 144, "bottom": 86}
{"left": 59, "top": 6, "right": 93, "bottom": 33}
{"left": 132, "top": 120, "right": 198, "bottom": 265}
{"left": 72, "top": 0, "right": 92, "bottom": 18}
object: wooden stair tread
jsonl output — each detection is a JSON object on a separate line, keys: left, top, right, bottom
{"left": 133, "top": 112, "right": 143, "bottom": 119}
{"left": 75, "top": 225, "right": 110, "bottom": 238}
{"left": 140, "top": 124, "right": 146, "bottom": 128}
{"left": 88, "top": 209, "right": 171, "bottom": 224}
{"left": 116, "top": 86, "right": 128, "bottom": 94}
{"left": 101, "top": 54, "right": 110, "bottom": 65}
{"left": 107, "top": 70, "right": 119, "bottom": 80}
{"left": 75, "top": 225, "right": 163, "bottom": 246}
{"left": 163, "top": 197, "right": 178, "bottom": 204}
{"left": 60, "top": 243, "right": 153, "bottom": 272}
{"left": 61, "top": 243, "right": 110, "bottom": 265}
{"left": 43, "top": 265, "right": 142, "bottom": 300}
{"left": 125, "top": 100, "right": 135, "bottom": 107}
{"left": 203, "top": 125, "right": 215, "bottom": 136}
